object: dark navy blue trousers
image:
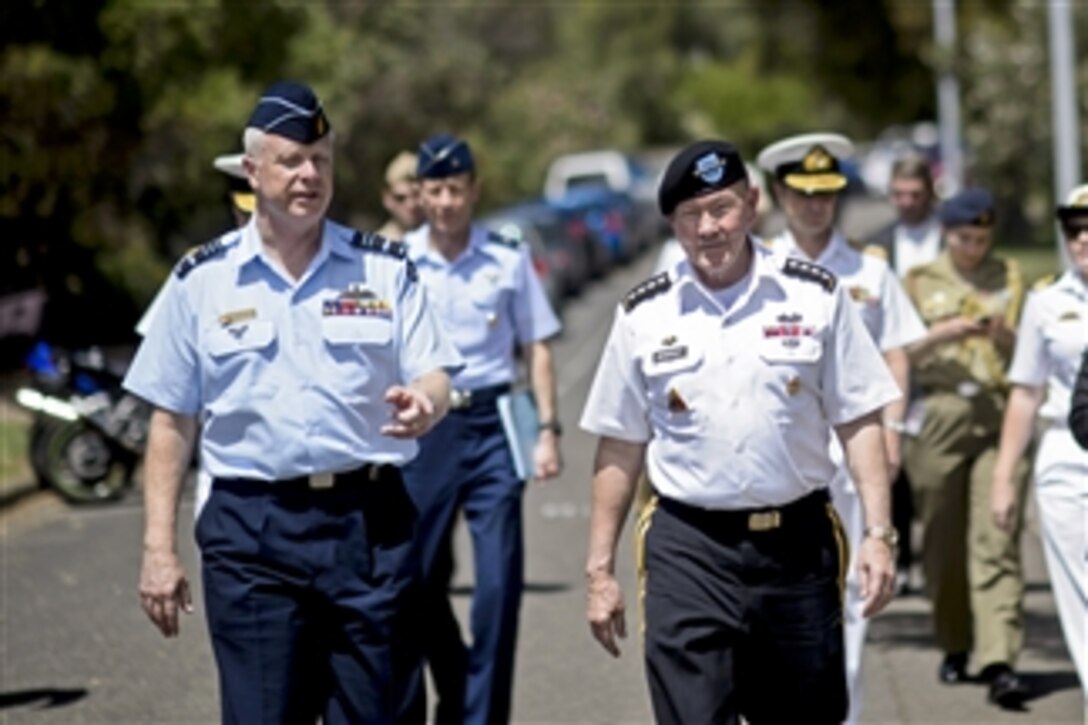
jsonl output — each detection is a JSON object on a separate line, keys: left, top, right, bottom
{"left": 197, "top": 466, "right": 424, "bottom": 725}
{"left": 401, "top": 402, "right": 524, "bottom": 725}
{"left": 642, "top": 489, "right": 848, "bottom": 725}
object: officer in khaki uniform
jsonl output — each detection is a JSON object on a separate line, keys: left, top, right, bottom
{"left": 903, "top": 187, "right": 1032, "bottom": 708}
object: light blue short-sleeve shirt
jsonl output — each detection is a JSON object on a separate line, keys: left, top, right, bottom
{"left": 403, "top": 223, "right": 561, "bottom": 390}
{"left": 123, "top": 219, "right": 463, "bottom": 480}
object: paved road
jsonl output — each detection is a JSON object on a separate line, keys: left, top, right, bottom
{"left": 2, "top": 199, "right": 1084, "bottom": 723}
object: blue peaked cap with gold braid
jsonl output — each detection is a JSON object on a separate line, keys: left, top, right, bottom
{"left": 246, "top": 81, "right": 330, "bottom": 144}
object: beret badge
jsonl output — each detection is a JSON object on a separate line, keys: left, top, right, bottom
{"left": 694, "top": 153, "right": 726, "bottom": 185}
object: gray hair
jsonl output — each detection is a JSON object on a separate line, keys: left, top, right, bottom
{"left": 242, "top": 127, "right": 266, "bottom": 160}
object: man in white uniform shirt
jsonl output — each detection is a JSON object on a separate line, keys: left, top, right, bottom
{"left": 869, "top": 155, "right": 944, "bottom": 278}
{"left": 758, "top": 132, "right": 926, "bottom": 725}
{"left": 581, "top": 139, "right": 901, "bottom": 725}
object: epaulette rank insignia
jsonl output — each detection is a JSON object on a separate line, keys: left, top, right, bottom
{"left": 352, "top": 231, "right": 416, "bottom": 282}
{"left": 862, "top": 243, "right": 888, "bottom": 260}
{"left": 486, "top": 230, "right": 522, "bottom": 250}
{"left": 783, "top": 257, "right": 837, "bottom": 293}
{"left": 174, "top": 236, "right": 231, "bottom": 279}
{"left": 1032, "top": 273, "right": 1058, "bottom": 291}
{"left": 352, "top": 231, "right": 407, "bottom": 260}
{"left": 623, "top": 272, "right": 671, "bottom": 312}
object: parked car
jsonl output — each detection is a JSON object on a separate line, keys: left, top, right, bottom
{"left": 543, "top": 149, "right": 662, "bottom": 253}
{"left": 549, "top": 185, "right": 641, "bottom": 265}
{"left": 480, "top": 206, "right": 566, "bottom": 315}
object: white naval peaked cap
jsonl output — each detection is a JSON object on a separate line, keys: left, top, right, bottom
{"left": 213, "top": 153, "right": 246, "bottom": 180}
{"left": 756, "top": 132, "right": 855, "bottom": 194}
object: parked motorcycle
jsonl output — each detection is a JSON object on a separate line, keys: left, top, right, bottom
{"left": 14, "top": 342, "right": 149, "bottom": 504}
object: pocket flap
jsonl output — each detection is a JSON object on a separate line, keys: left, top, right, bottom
{"left": 759, "top": 336, "right": 822, "bottom": 363}
{"left": 207, "top": 321, "right": 275, "bottom": 357}
{"left": 322, "top": 316, "right": 393, "bottom": 345}
{"left": 644, "top": 343, "right": 704, "bottom": 377}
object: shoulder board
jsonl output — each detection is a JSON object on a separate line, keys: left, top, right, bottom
{"left": 622, "top": 272, "right": 671, "bottom": 313}
{"left": 1032, "top": 273, "right": 1058, "bottom": 291}
{"left": 174, "top": 234, "right": 234, "bottom": 280}
{"left": 351, "top": 230, "right": 407, "bottom": 260}
{"left": 846, "top": 237, "right": 865, "bottom": 252}
{"left": 486, "top": 230, "right": 522, "bottom": 250}
{"left": 352, "top": 230, "right": 417, "bottom": 282}
{"left": 782, "top": 257, "right": 837, "bottom": 293}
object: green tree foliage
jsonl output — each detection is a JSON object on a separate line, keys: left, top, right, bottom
{"left": 2, "top": 0, "right": 1077, "bottom": 358}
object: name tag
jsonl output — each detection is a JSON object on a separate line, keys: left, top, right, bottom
{"left": 652, "top": 346, "right": 689, "bottom": 364}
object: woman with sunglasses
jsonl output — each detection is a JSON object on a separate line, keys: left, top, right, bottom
{"left": 992, "top": 183, "right": 1088, "bottom": 699}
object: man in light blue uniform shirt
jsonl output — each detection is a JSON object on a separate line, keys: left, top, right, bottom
{"left": 401, "top": 133, "right": 562, "bottom": 725}
{"left": 125, "top": 81, "right": 461, "bottom": 725}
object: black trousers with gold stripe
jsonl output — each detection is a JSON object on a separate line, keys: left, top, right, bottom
{"left": 641, "top": 489, "right": 848, "bottom": 725}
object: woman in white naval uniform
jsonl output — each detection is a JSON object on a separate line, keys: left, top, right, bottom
{"left": 991, "top": 183, "right": 1088, "bottom": 699}
{"left": 757, "top": 132, "right": 926, "bottom": 725}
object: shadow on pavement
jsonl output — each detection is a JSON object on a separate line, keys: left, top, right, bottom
{"left": 450, "top": 581, "right": 571, "bottom": 597}
{"left": 870, "top": 608, "right": 1075, "bottom": 665}
{"left": 0, "top": 687, "right": 88, "bottom": 710}
{"left": 1019, "top": 670, "right": 1082, "bottom": 702}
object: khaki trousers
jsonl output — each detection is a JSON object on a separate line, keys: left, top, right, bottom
{"left": 905, "top": 391, "right": 1031, "bottom": 669}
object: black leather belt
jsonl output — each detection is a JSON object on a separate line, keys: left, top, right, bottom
{"left": 449, "top": 383, "right": 511, "bottom": 411}
{"left": 657, "top": 489, "right": 830, "bottom": 532}
{"left": 214, "top": 463, "right": 396, "bottom": 494}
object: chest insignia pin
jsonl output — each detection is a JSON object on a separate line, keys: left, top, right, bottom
{"left": 666, "top": 387, "right": 689, "bottom": 413}
{"left": 786, "top": 376, "right": 802, "bottom": 396}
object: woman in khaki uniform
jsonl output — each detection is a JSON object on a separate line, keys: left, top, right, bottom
{"left": 903, "top": 188, "right": 1031, "bottom": 709}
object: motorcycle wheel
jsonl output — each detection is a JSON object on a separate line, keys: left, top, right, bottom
{"left": 29, "top": 418, "right": 63, "bottom": 488}
{"left": 41, "top": 421, "right": 133, "bottom": 504}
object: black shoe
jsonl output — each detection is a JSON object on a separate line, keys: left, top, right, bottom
{"left": 938, "top": 652, "right": 969, "bottom": 684}
{"left": 982, "top": 664, "right": 1030, "bottom": 709}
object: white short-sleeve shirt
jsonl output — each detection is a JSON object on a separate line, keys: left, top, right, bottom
{"left": 580, "top": 241, "right": 901, "bottom": 510}
{"left": 1007, "top": 271, "right": 1088, "bottom": 422}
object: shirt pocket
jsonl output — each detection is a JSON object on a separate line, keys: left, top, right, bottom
{"left": 642, "top": 344, "right": 705, "bottom": 436}
{"left": 203, "top": 321, "right": 278, "bottom": 403}
{"left": 321, "top": 316, "right": 394, "bottom": 400}
{"left": 757, "top": 335, "right": 823, "bottom": 407}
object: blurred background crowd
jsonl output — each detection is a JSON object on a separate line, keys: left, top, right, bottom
{"left": 2, "top": 1, "right": 1085, "bottom": 368}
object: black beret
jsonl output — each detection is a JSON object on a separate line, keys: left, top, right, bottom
{"left": 246, "top": 81, "right": 330, "bottom": 144}
{"left": 418, "top": 133, "right": 475, "bottom": 179}
{"left": 939, "top": 187, "right": 996, "bottom": 227}
{"left": 658, "top": 140, "right": 747, "bottom": 216}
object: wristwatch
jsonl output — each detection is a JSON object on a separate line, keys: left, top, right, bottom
{"left": 539, "top": 420, "right": 563, "bottom": 436}
{"left": 864, "top": 524, "right": 900, "bottom": 550}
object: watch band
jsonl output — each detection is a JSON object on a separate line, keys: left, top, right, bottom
{"left": 539, "top": 420, "right": 563, "bottom": 436}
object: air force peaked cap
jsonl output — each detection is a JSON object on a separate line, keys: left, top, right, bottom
{"left": 1057, "top": 183, "right": 1088, "bottom": 221}
{"left": 658, "top": 140, "right": 747, "bottom": 216}
{"left": 246, "top": 81, "right": 330, "bottom": 143}
{"left": 939, "top": 187, "right": 996, "bottom": 228}
{"left": 417, "top": 133, "right": 475, "bottom": 179}
{"left": 757, "top": 132, "right": 853, "bottom": 194}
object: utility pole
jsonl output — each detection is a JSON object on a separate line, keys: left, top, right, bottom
{"left": 1048, "top": 0, "right": 1081, "bottom": 269}
{"left": 934, "top": 0, "right": 963, "bottom": 196}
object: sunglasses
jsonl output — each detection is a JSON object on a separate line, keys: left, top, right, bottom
{"left": 1062, "top": 222, "right": 1088, "bottom": 239}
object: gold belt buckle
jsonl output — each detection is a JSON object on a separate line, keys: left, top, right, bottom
{"left": 309, "top": 472, "right": 335, "bottom": 489}
{"left": 748, "top": 510, "right": 781, "bottom": 531}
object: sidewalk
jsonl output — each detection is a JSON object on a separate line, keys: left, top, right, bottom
{"left": 859, "top": 501, "right": 1085, "bottom": 723}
